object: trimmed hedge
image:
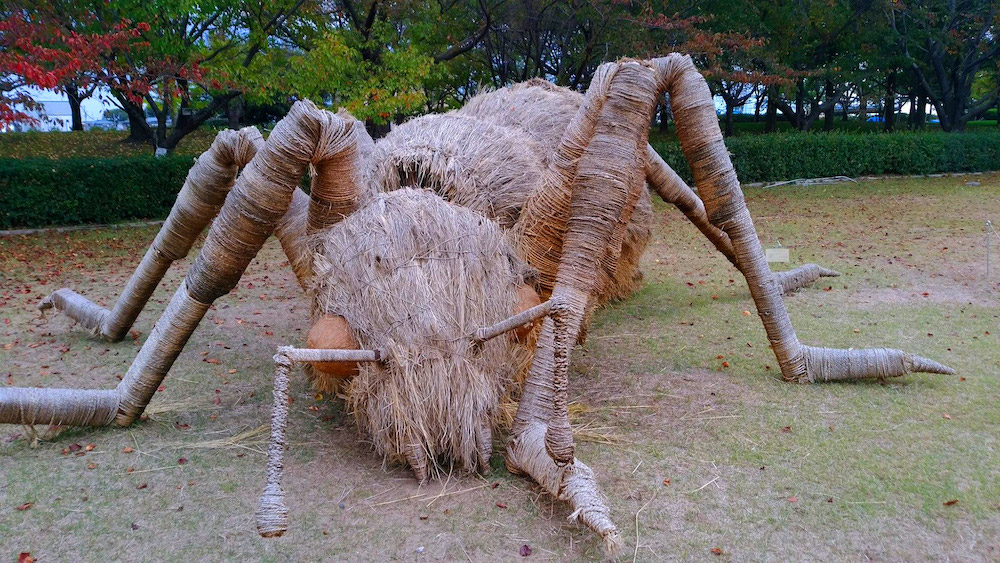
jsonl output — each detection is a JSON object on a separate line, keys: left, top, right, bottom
{"left": 652, "top": 130, "right": 999, "bottom": 185}
{"left": 1, "top": 130, "right": 997, "bottom": 228}
{"left": 0, "top": 156, "right": 193, "bottom": 229}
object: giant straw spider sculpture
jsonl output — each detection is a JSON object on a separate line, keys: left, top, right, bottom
{"left": 0, "top": 55, "right": 953, "bottom": 555}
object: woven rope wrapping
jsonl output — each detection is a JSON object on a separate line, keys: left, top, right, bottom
{"left": 773, "top": 264, "right": 841, "bottom": 293}
{"left": 37, "top": 127, "right": 262, "bottom": 342}
{"left": 648, "top": 54, "right": 953, "bottom": 381}
{"left": 307, "top": 110, "right": 375, "bottom": 239}
{"left": 543, "top": 299, "right": 574, "bottom": 465}
{"left": 506, "top": 421, "right": 622, "bottom": 557}
{"left": 256, "top": 351, "right": 292, "bottom": 537}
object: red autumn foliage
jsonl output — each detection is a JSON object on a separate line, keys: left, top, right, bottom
{"left": 0, "top": 13, "right": 149, "bottom": 126}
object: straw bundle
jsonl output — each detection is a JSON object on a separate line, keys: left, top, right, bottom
{"left": 309, "top": 188, "right": 530, "bottom": 480}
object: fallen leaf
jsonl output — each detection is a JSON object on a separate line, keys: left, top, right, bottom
{"left": 18, "top": 553, "right": 33, "bottom": 563}
{"left": 787, "top": 496, "right": 798, "bottom": 502}
{"left": 943, "top": 499, "right": 958, "bottom": 506}
{"left": 496, "top": 502, "right": 507, "bottom": 509}
{"left": 711, "top": 547, "right": 723, "bottom": 556}
{"left": 87, "top": 462, "right": 97, "bottom": 469}
{"left": 781, "top": 426, "right": 791, "bottom": 433}
{"left": 178, "top": 457, "right": 188, "bottom": 465}
{"left": 136, "top": 483, "right": 148, "bottom": 490}
{"left": 85, "top": 443, "right": 96, "bottom": 451}
{"left": 418, "top": 514, "right": 428, "bottom": 520}
{"left": 129, "top": 329, "right": 140, "bottom": 340}
{"left": 520, "top": 544, "right": 532, "bottom": 557}
{"left": 16, "top": 502, "right": 33, "bottom": 511}
{"left": 131, "top": 522, "right": 140, "bottom": 530}
{"left": 68, "top": 443, "right": 82, "bottom": 452}
{"left": 662, "top": 478, "right": 671, "bottom": 486}
{"left": 943, "top": 414, "right": 952, "bottom": 420}
{"left": 122, "top": 446, "right": 134, "bottom": 453}
{"left": 721, "top": 361, "right": 730, "bottom": 368}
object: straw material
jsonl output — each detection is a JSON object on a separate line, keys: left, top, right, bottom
{"left": 310, "top": 188, "right": 528, "bottom": 479}
{"left": 38, "top": 127, "right": 262, "bottom": 341}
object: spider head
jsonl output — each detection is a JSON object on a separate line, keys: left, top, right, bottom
{"left": 304, "top": 188, "right": 540, "bottom": 476}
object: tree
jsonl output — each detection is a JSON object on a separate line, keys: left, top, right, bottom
{"left": 889, "top": 0, "right": 1000, "bottom": 131}
{"left": 0, "top": 11, "right": 147, "bottom": 129}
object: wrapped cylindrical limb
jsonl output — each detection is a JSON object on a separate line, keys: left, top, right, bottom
{"left": 274, "top": 188, "right": 313, "bottom": 288}
{"left": 517, "top": 64, "right": 619, "bottom": 295}
{"left": 0, "top": 387, "right": 118, "bottom": 427}
{"left": 38, "top": 128, "right": 262, "bottom": 342}
{"left": 114, "top": 283, "right": 212, "bottom": 425}
{"left": 256, "top": 351, "right": 292, "bottom": 538}
{"left": 647, "top": 148, "right": 842, "bottom": 294}
{"left": 1, "top": 101, "right": 360, "bottom": 430}
{"left": 645, "top": 144, "right": 738, "bottom": 267}
{"left": 544, "top": 300, "right": 574, "bottom": 465}
{"left": 651, "top": 54, "right": 954, "bottom": 382}
{"left": 474, "top": 299, "right": 552, "bottom": 343}
{"left": 773, "top": 264, "right": 841, "bottom": 294}
{"left": 306, "top": 111, "right": 375, "bottom": 240}
{"left": 507, "top": 422, "right": 622, "bottom": 557}
{"left": 803, "top": 346, "right": 954, "bottom": 382}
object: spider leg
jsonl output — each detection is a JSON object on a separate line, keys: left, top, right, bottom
{"left": 650, "top": 54, "right": 953, "bottom": 382}
{"left": 38, "top": 127, "right": 263, "bottom": 341}
{"left": 0, "top": 100, "right": 371, "bottom": 427}
{"left": 645, "top": 144, "right": 842, "bottom": 293}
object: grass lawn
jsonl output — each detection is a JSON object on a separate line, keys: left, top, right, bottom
{"left": 1, "top": 174, "right": 999, "bottom": 561}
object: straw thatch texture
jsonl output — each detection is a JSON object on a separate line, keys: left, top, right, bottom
{"left": 374, "top": 79, "right": 653, "bottom": 308}
{"left": 310, "top": 188, "right": 529, "bottom": 480}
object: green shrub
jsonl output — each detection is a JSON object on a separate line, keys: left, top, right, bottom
{"left": 0, "top": 130, "right": 997, "bottom": 229}
{"left": 0, "top": 156, "right": 193, "bottom": 229}
{"left": 651, "top": 130, "right": 1000, "bottom": 184}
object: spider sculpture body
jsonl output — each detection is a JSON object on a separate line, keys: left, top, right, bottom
{"left": 0, "top": 55, "right": 953, "bottom": 555}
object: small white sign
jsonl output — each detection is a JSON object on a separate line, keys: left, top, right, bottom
{"left": 155, "top": 147, "right": 168, "bottom": 157}
{"left": 765, "top": 248, "right": 790, "bottom": 263}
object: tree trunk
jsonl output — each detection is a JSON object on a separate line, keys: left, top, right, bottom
{"left": 884, "top": 72, "right": 896, "bottom": 132}
{"left": 724, "top": 101, "right": 735, "bottom": 137}
{"left": 795, "top": 78, "right": 805, "bottom": 131}
{"left": 824, "top": 80, "right": 836, "bottom": 131}
{"left": 659, "top": 101, "right": 670, "bottom": 132}
{"left": 841, "top": 99, "right": 849, "bottom": 121}
{"left": 754, "top": 93, "right": 763, "bottom": 123}
{"left": 365, "top": 119, "right": 392, "bottom": 139}
{"left": 227, "top": 97, "right": 243, "bottom": 129}
{"left": 126, "top": 110, "right": 151, "bottom": 143}
{"left": 915, "top": 91, "right": 926, "bottom": 129}
{"left": 859, "top": 93, "right": 868, "bottom": 124}
{"left": 765, "top": 87, "right": 778, "bottom": 133}
{"left": 67, "top": 90, "right": 84, "bottom": 131}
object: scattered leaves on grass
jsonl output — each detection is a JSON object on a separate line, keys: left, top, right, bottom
{"left": 943, "top": 499, "right": 959, "bottom": 506}
{"left": 84, "top": 443, "right": 95, "bottom": 451}
{"left": 18, "top": 553, "right": 34, "bottom": 563}
{"left": 711, "top": 547, "right": 723, "bottom": 556}
{"left": 68, "top": 443, "right": 82, "bottom": 452}
{"left": 16, "top": 502, "right": 33, "bottom": 511}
